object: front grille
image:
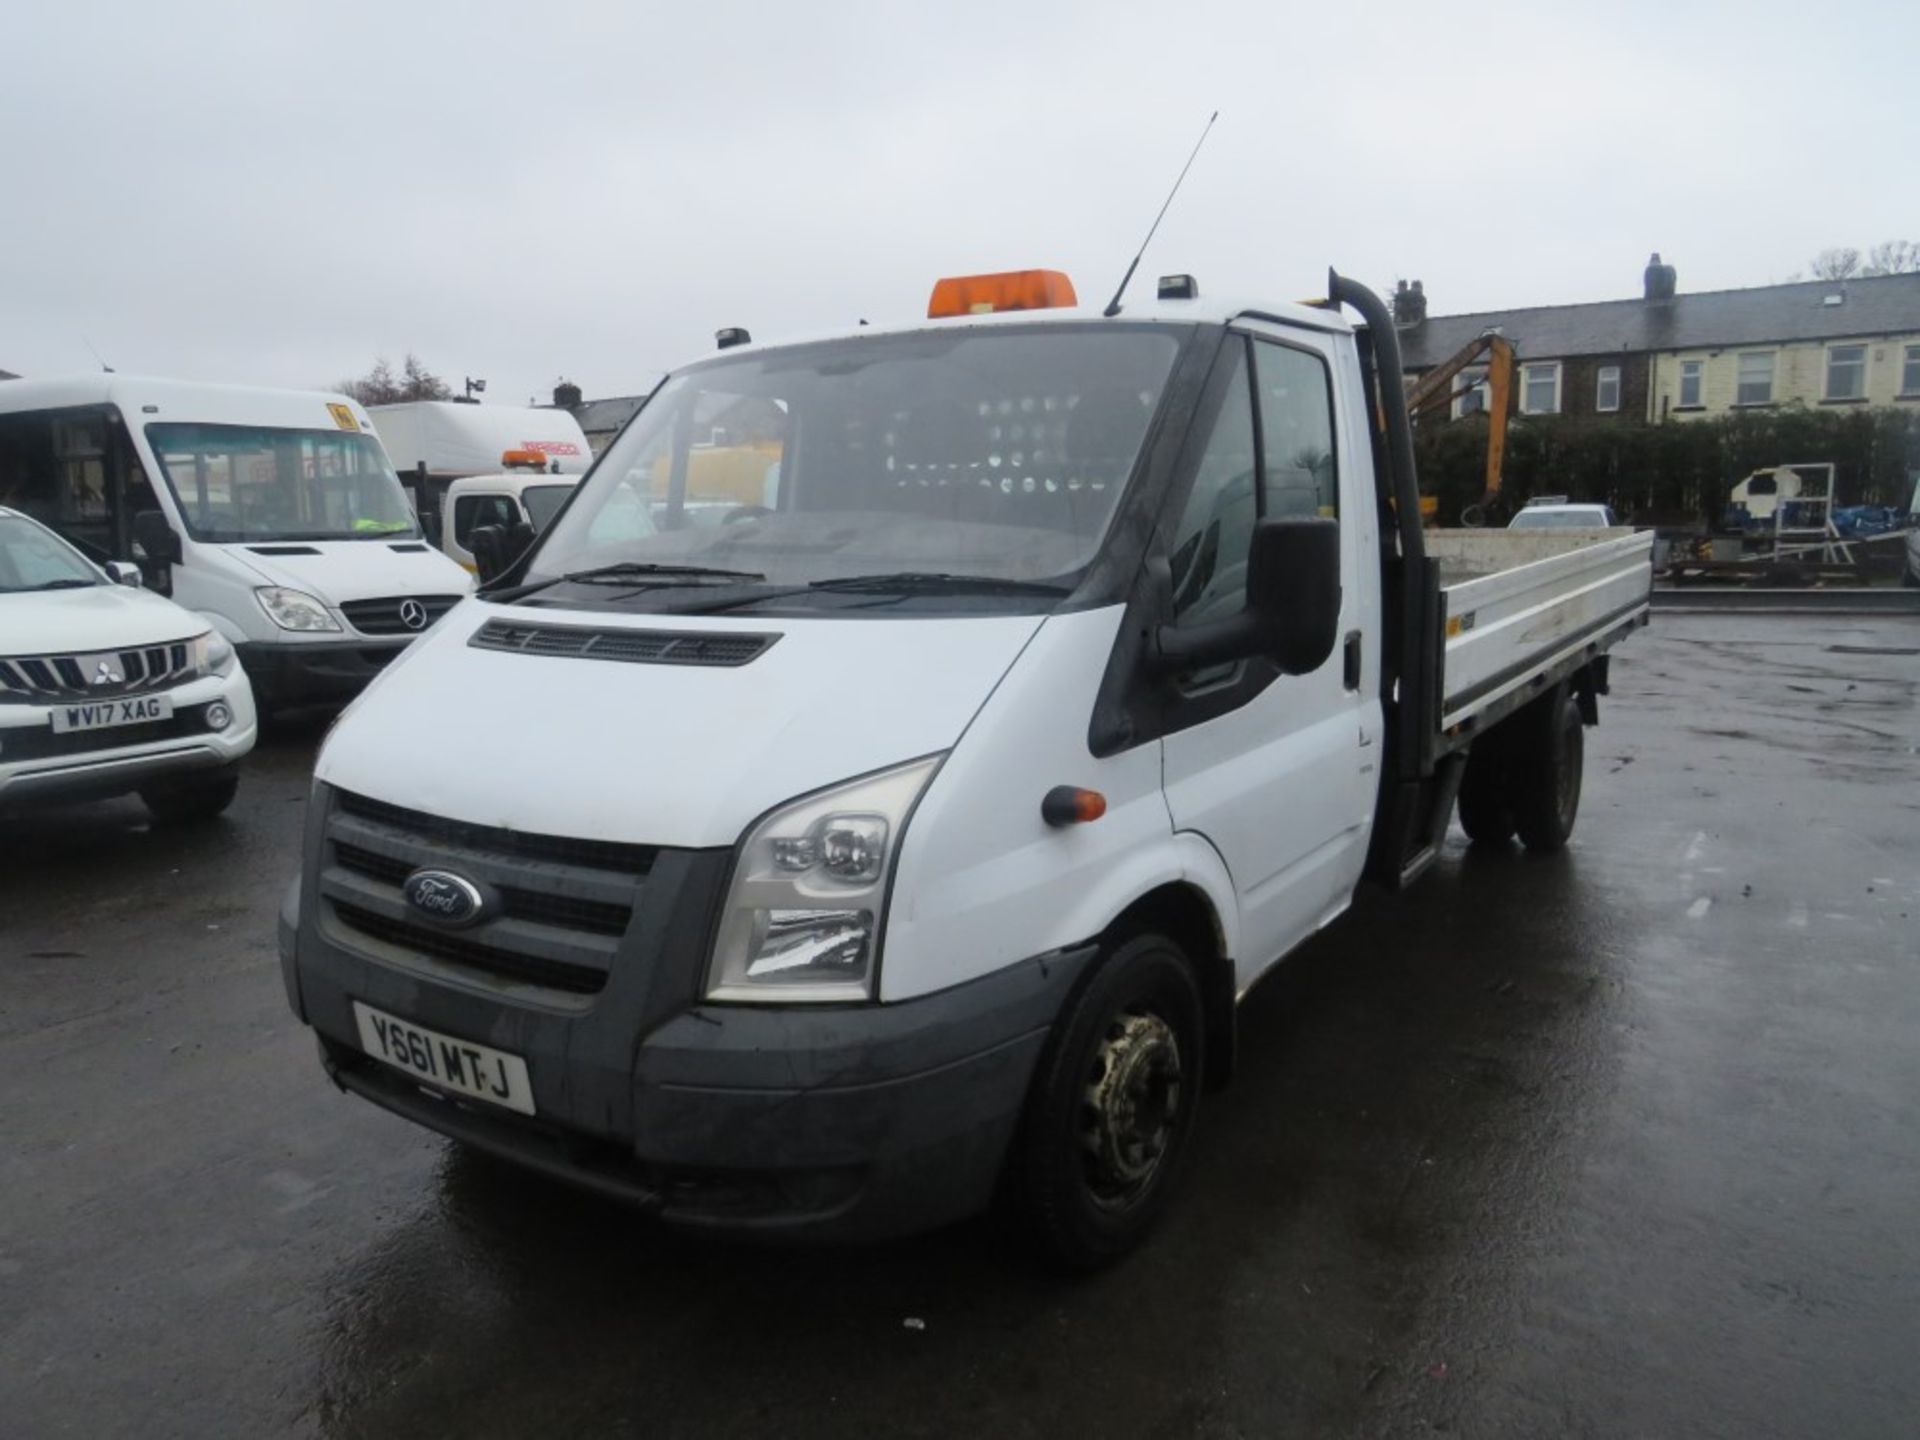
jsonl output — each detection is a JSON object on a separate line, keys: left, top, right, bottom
{"left": 1, "top": 703, "right": 213, "bottom": 761}
{"left": 340, "top": 594, "right": 462, "bottom": 636}
{"left": 333, "top": 790, "right": 656, "bottom": 875}
{"left": 331, "top": 904, "right": 607, "bottom": 995}
{"left": 470, "top": 619, "right": 777, "bottom": 668}
{"left": 334, "top": 841, "right": 632, "bottom": 936}
{"left": 0, "top": 640, "right": 193, "bottom": 703}
{"left": 320, "top": 789, "right": 655, "bottom": 997}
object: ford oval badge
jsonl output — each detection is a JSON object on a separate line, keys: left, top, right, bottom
{"left": 402, "top": 868, "right": 488, "bottom": 927}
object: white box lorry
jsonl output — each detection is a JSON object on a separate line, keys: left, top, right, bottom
{"left": 280, "top": 270, "right": 1651, "bottom": 1267}
{"left": 368, "top": 400, "right": 592, "bottom": 553}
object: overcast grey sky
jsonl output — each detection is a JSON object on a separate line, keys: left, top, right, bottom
{"left": 4, "top": 0, "right": 1915, "bottom": 407}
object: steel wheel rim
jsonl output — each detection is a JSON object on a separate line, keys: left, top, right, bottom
{"left": 1079, "top": 1007, "right": 1183, "bottom": 1210}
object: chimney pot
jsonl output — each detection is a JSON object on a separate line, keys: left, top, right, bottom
{"left": 1393, "top": 278, "right": 1428, "bottom": 326}
{"left": 553, "top": 379, "right": 583, "bottom": 410}
{"left": 1644, "top": 253, "right": 1677, "bottom": 302}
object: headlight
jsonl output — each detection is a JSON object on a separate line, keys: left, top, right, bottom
{"left": 707, "top": 756, "right": 941, "bottom": 1003}
{"left": 255, "top": 587, "right": 341, "bottom": 633}
{"left": 198, "top": 630, "right": 237, "bottom": 676}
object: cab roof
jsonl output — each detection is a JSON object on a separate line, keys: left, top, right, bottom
{"left": 683, "top": 292, "right": 1354, "bottom": 370}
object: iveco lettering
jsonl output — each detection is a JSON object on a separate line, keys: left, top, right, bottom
{"left": 279, "top": 270, "right": 1651, "bottom": 1267}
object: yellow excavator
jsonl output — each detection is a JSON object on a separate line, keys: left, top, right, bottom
{"left": 1403, "top": 332, "right": 1515, "bottom": 525}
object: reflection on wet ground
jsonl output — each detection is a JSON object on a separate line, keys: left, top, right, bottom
{"left": 2, "top": 619, "right": 1915, "bottom": 1438}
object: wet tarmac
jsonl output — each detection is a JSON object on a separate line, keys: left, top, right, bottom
{"left": 2, "top": 614, "right": 1916, "bottom": 1439}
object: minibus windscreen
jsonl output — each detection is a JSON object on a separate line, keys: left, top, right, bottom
{"left": 145, "top": 424, "right": 419, "bottom": 543}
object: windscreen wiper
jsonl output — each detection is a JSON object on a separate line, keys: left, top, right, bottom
{"left": 685, "top": 571, "right": 1072, "bottom": 614}
{"left": 808, "top": 571, "right": 1072, "bottom": 596}
{"left": 30, "top": 579, "right": 97, "bottom": 591}
{"left": 483, "top": 560, "right": 767, "bottom": 604}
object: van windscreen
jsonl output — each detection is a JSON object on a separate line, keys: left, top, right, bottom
{"left": 523, "top": 324, "right": 1185, "bottom": 610}
{"left": 145, "top": 424, "right": 418, "bottom": 543}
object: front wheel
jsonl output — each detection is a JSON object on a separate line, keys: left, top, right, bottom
{"left": 1012, "top": 932, "right": 1204, "bottom": 1270}
{"left": 141, "top": 771, "right": 240, "bottom": 824}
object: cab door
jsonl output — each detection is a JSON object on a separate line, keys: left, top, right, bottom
{"left": 1157, "top": 324, "right": 1380, "bottom": 987}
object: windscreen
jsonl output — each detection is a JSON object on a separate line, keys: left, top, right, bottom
{"left": 526, "top": 325, "right": 1184, "bottom": 603}
{"left": 0, "top": 513, "right": 101, "bottom": 592}
{"left": 1511, "top": 509, "right": 1610, "bottom": 530}
{"left": 145, "top": 424, "right": 418, "bottom": 543}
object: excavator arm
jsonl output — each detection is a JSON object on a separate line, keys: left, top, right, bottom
{"left": 1405, "top": 332, "right": 1514, "bottom": 522}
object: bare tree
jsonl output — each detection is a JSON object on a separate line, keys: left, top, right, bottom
{"left": 1862, "top": 239, "right": 1920, "bottom": 276}
{"left": 1806, "top": 247, "right": 1862, "bottom": 281}
{"left": 333, "top": 353, "right": 453, "bottom": 405}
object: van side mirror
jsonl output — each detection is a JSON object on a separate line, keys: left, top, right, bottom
{"left": 132, "top": 509, "right": 183, "bottom": 566}
{"left": 1153, "top": 517, "right": 1341, "bottom": 676}
{"left": 470, "top": 521, "right": 537, "bottom": 586}
{"left": 470, "top": 524, "right": 510, "bottom": 584}
{"left": 131, "top": 509, "right": 182, "bottom": 595}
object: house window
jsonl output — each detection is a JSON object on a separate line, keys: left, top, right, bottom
{"left": 1596, "top": 365, "right": 1622, "bottom": 413}
{"left": 1452, "top": 367, "right": 1490, "bottom": 420}
{"left": 1520, "top": 362, "right": 1561, "bottom": 415}
{"left": 1736, "top": 352, "right": 1774, "bottom": 406}
{"left": 1901, "top": 344, "right": 1920, "bottom": 397}
{"left": 1678, "top": 359, "right": 1704, "bottom": 408}
{"left": 1825, "top": 344, "right": 1867, "bottom": 401}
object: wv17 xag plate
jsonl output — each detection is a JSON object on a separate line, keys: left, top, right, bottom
{"left": 351, "top": 1001, "right": 535, "bottom": 1115}
{"left": 50, "top": 694, "right": 172, "bottom": 733}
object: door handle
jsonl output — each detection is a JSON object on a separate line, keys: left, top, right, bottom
{"left": 1343, "top": 630, "right": 1362, "bottom": 692}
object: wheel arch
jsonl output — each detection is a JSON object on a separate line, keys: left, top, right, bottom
{"left": 1099, "top": 876, "right": 1238, "bottom": 1092}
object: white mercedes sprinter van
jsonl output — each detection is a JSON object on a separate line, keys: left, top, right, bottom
{"left": 280, "top": 271, "right": 1650, "bottom": 1266}
{"left": 0, "top": 377, "right": 472, "bottom": 711}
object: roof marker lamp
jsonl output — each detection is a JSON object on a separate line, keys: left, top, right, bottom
{"left": 707, "top": 756, "right": 941, "bottom": 1003}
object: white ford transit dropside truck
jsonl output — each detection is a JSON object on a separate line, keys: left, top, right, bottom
{"left": 280, "top": 270, "right": 1652, "bottom": 1267}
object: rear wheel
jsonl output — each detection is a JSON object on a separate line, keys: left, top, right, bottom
{"left": 140, "top": 771, "right": 240, "bottom": 824}
{"left": 1013, "top": 932, "right": 1204, "bottom": 1271}
{"left": 1456, "top": 743, "right": 1516, "bottom": 845}
{"left": 1511, "top": 684, "right": 1584, "bottom": 853}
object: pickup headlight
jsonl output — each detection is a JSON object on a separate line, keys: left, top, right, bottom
{"left": 706, "top": 756, "right": 941, "bottom": 1003}
{"left": 197, "top": 630, "right": 237, "bottom": 676}
{"left": 256, "top": 587, "right": 341, "bottom": 633}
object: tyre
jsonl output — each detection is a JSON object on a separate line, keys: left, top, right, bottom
{"left": 1456, "top": 742, "right": 1516, "bottom": 845}
{"left": 1013, "top": 931, "right": 1204, "bottom": 1271}
{"left": 140, "top": 771, "right": 240, "bottom": 824}
{"left": 1511, "top": 684, "right": 1583, "bottom": 854}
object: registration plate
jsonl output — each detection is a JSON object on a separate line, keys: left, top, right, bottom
{"left": 351, "top": 1001, "right": 535, "bottom": 1115}
{"left": 50, "top": 694, "right": 172, "bottom": 733}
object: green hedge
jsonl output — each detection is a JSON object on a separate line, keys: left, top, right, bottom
{"left": 1414, "top": 404, "right": 1920, "bottom": 526}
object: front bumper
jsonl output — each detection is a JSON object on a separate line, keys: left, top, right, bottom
{"left": 0, "top": 668, "right": 256, "bottom": 811}
{"left": 282, "top": 784, "right": 1094, "bottom": 1239}
{"left": 237, "top": 638, "right": 412, "bottom": 707}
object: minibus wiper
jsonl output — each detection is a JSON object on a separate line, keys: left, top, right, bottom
{"left": 29, "top": 578, "right": 98, "bottom": 591}
{"left": 483, "top": 561, "right": 767, "bottom": 603}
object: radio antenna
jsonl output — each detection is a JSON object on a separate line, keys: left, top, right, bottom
{"left": 1102, "top": 110, "right": 1218, "bottom": 318}
{"left": 81, "top": 334, "right": 115, "bottom": 373}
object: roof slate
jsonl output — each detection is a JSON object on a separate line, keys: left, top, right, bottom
{"left": 1397, "top": 272, "right": 1920, "bottom": 369}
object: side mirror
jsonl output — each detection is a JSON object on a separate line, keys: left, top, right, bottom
{"left": 1153, "top": 517, "right": 1341, "bottom": 676}
{"left": 132, "top": 509, "right": 182, "bottom": 566}
{"left": 470, "top": 521, "right": 537, "bottom": 586}
{"left": 105, "top": 560, "right": 143, "bottom": 588}
{"left": 131, "top": 509, "right": 182, "bottom": 596}
{"left": 470, "top": 524, "right": 510, "bottom": 584}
